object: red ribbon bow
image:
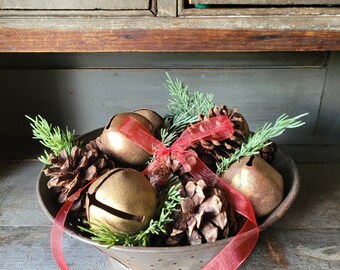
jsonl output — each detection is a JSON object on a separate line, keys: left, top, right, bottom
{"left": 119, "top": 115, "right": 260, "bottom": 270}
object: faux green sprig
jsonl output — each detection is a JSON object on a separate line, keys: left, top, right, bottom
{"left": 26, "top": 115, "right": 78, "bottom": 164}
{"left": 160, "top": 73, "right": 215, "bottom": 146}
{"left": 80, "top": 175, "right": 183, "bottom": 247}
{"left": 160, "top": 114, "right": 198, "bottom": 146}
{"left": 165, "top": 72, "right": 214, "bottom": 118}
{"left": 216, "top": 113, "right": 309, "bottom": 175}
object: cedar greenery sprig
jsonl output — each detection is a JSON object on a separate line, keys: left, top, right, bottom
{"left": 160, "top": 114, "right": 198, "bottom": 146}
{"left": 166, "top": 72, "right": 214, "bottom": 118}
{"left": 79, "top": 175, "right": 183, "bottom": 247}
{"left": 160, "top": 73, "right": 215, "bottom": 146}
{"left": 26, "top": 115, "right": 78, "bottom": 164}
{"left": 216, "top": 113, "right": 309, "bottom": 175}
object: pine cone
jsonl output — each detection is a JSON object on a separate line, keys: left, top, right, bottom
{"left": 166, "top": 178, "right": 240, "bottom": 246}
{"left": 148, "top": 157, "right": 183, "bottom": 189}
{"left": 191, "top": 105, "right": 250, "bottom": 171}
{"left": 191, "top": 106, "right": 278, "bottom": 168}
{"left": 45, "top": 136, "right": 115, "bottom": 211}
{"left": 259, "top": 140, "right": 277, "bottom": 163}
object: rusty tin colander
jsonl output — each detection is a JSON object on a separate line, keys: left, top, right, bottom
{"left": 37, "top": 129, "right": 300, "bottom": 270}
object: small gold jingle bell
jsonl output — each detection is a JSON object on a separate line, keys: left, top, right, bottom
{"left": 101, "top": 110, "right": 162, "bottom": 167}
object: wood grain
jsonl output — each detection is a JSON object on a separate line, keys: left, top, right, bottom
{"left": 1, "top": 28, "right": 340, "bottom": 52}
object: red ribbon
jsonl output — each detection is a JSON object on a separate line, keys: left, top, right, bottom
{"left": 119, "top": 115, "right": 259, "bottom": 270}
{"left": 51, "top": 178, "right": 98, "bottom": 270}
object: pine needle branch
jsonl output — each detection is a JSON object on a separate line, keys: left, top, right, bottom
{"left": 79, "top": 175, "right": 183, "bottom": 247}
{"left": 160, "top": 114, "right": 198, "bottom": 146}
{"left": 216, "top": 113, "right": 309, "bottom": 175}
{"left": 165, "top": 72, "right": 214, "bottom": 117}
{"left": 25, "top": 115, "right": 79, "bottom": 164}
{"left": 161, "top": 73, "right": 215, "bottom": 145}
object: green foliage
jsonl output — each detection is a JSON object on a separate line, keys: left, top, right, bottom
{"left": 160, "top": 73, "right": 215, "bottom": 146}
{"left": 160, "top": 114, "right": 198, "bottom": 146}
{"left": 26, "top": 115, "right": 78, "bottom": 164}
{"left": 79, "top": 175, "right": 183, "bottom": 247}
{"left": 165, "top": 72, "right": 214, "bottom": 118}
{"left": 216, "top": 113, "right": 309, "bottom": 175}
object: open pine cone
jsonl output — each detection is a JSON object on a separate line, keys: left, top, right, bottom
{"left": 191, "top": 105, "right": 250, "bottom": 171}
{"left": 191, "top": 105, "right": 277, "bottom": 170}
{"left": 44, "top": 136, "right": 115, "bottom": 211}
{"left": 166, "top": 178, "right": 240, "bottom": 246}
{"left": 148, "top": 157, "right": 184, "bottom": 189}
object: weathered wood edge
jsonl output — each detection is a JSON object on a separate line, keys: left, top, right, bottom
{"left": 1, "top": 27, "right": 340, "bottom": 52}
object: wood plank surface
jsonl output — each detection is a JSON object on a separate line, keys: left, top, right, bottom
{"left": 1, "top": 5, "right": 339, "bottom": 52}
{"left": 1, "top": 27, "right": 339, "bottom": 52}
{"left": 0, "top": 160, "right": 339, "bottom": 269}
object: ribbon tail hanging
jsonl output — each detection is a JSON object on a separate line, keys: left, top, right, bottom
{"left": 187, "top": 156, "right": 260, "bottom": 270}
{"left": 51, "top": 178, "right": 98, "bottom": 270}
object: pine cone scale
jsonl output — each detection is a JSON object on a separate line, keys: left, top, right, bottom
{"left": 45, "top": 136, "right": 115, "bottom": 212}
{"left": 166, "top": 178, "right": 240, "bottom": 246}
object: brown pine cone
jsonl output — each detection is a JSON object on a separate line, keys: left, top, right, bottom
{"left": 166, "top": 178, "right": 241, "bottom": 246}
{"left": 148, "top": 157, "right": 184, "bottom": 189}
{"left": 45, "top": 136, "right": 115, "bottom": 211}
{"left": 259, "top": 140, "right": 277, "bottom": 163}
{"left": 191, "top": 105, "right": 250, "bottom": 171}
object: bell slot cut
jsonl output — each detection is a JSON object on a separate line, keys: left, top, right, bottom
{"left": 246, "top": 155, "right": 255, "bottom": 167}
{"left": 87, "top": 174, "right": 144, "bottom": 223}
{"left": 105, "top": 115, "right": 115, "bottom": 129}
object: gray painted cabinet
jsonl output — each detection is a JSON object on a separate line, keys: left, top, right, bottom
{"left": 0, "top": 52, "right": 339, "bottom": 161}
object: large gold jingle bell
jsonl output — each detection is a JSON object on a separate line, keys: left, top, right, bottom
{"left": 85, "top": 168, "right": 157, "bottom": 235}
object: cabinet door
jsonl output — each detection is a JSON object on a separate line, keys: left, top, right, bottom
{"left": 189, "top": 0, "right": 340, "bottom": 4}
{"left": 0, "top": 0, "right": 149, "bottom": 10}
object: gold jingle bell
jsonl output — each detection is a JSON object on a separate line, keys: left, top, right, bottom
{"left": 85, "top": 168, "right": 157, "bottom": 235}
{"left": 101, "top": 110, "right": 162, "bottom": 167}
{"left": 221, "top": 155, "right": 284, "bottom": 217}
{"left": 133, "top": 109, "right": 163, "bottom": 134}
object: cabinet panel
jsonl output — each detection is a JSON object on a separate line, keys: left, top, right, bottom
{"left": 0, "top": 69, "right": 324, "bottom": 146}
{"left": 0, "top": 0, "right": 149, "bottom": 10}
{"left": 189, "top": 0, "right": 340, "bottom": 5}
